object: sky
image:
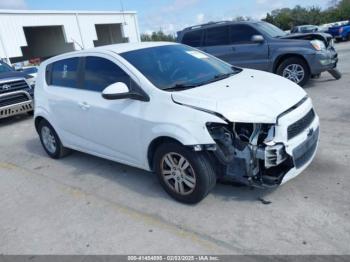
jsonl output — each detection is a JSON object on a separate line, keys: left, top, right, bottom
{"left": 0, "top": 0, "right": 332, "bottom": 34}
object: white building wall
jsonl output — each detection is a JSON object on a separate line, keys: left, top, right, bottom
{"left": 77, "top": 13, "right": 140, "bottom": 49}
{"left": 0, "top": 10, "right": 140, "bottom": 61}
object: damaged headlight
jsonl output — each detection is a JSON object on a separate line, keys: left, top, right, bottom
{"left": 264, "top": 143, "right": 288, "bottom": 168}
{"left": 207, "top": 122, "right": 274, "bottom": 146}
{"left": 310, "top": 40, "right": 326, "bottom": 51}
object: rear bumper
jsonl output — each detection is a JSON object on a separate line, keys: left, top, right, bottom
{"left": 0, "top": 91, "right": 33, "bottom": 119}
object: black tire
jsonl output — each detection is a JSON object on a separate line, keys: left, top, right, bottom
{"left": 276, "top": 57, "right": 310, "bottom": 87}
{"left": 328, "top": 68, "right": 342, "bottom": 80}
{"left": 153, "top": 142, "right": 216, "bottom": 204}
{"left": 38, "top": 119, "right": 71, "bottom": 159}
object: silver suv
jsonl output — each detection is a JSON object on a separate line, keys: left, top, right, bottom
{"left": 177, "top": 21, "right": 339, "bottom": 86}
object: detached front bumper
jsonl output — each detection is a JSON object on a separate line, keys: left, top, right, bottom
{"left": 280, "top": 121, "right": 319, "bottom": 184}
{"left": 0, "top": 90, "right": 33, "bottom": 119}
{"left": 307, "top": 48, "right": 338, "bottom": 75}
{"left": 263, "top": 97, "right": 320, "bottom": 186}
{"left": 211, "top": 97, "right": 320, "bottom": 188}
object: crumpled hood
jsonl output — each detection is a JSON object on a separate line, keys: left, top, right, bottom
{"left": 280, "top": 32, "right": 333, "bottom": 46}
{"left": 171, "top": 69, "right": 307, "bottom": 123}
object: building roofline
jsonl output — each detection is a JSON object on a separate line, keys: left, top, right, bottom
{"left": 0, "top": 9, "right": 137, "bottom": 15}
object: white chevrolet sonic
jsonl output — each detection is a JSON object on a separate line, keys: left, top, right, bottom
{"left": 34, "top": 42, "right": 319, "bottom": 204}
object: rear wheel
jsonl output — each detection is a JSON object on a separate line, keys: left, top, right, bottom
{"left": 277, "top": 57, "right": 310, "bottom": 87}
{"left": 153, "top": 142, "right": 216, "bottom": 204}
{"left": 38, "top": 120, "right": 71, "bottom": 159}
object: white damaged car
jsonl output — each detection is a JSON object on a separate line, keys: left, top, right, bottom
{"left": 34, "top": 42, "right": 319, "bottom": 204}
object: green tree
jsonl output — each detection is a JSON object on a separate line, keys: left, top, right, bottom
{"left": 261, "top": 0, "right": 350, "bottom": 30}
{"left": 263, "top": 13, "right": 274, "bottom": 24}
{"left": 232, "top": 16, "right": 252, "bottom": 21}
{"left": 141, "top": 30, "right": 176, "bottom": 42}
{"left": 337, "top": 0, "right": 350, "bottom": 20}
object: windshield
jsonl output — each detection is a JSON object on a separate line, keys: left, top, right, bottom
{"left": 0, "top": 62, "right": 14, "bottom": 73}
{"left": 256, "top": 22, "right": 287, "bottom": 38}
{"left": 120, "top": 44, "right": 239, "bottom": 91}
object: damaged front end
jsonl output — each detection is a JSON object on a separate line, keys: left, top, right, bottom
{"left": 206, "top": 122, "right": 294, "bottom": 188}
{"left": 280, "top": 32, "right": 333, "bottom": 47}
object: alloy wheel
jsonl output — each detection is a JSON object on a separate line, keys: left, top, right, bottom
{"left": 41, "top": 126, "right": 57, "bottom": 154}
{"left": 160, "top": 152, "right": 196, "bottom": 195}
{"left": 282, "top": 64, "right": 305, "bottom": 84}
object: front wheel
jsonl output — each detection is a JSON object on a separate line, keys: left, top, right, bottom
{"left": 277, "top": 57, "right": 310, "bottom": 87}
{"left": 153, "top": 142, "right": 216, "bottom": 204}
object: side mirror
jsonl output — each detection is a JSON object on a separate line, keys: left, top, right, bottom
{"left": 102, "top": 82, "right": 149, "bottom": 101}
{"left": 251, "top": 35, "right": 264, "bottom": 43}
{"left": 102, "top": 82, "right": 131, "bottom": 100}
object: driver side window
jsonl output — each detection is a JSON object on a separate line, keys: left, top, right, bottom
{"left": 83, "top": 56, "right": 130, "bottom": 92}
{"left": 230, "top": 25, "right": 259, "bottom": 44}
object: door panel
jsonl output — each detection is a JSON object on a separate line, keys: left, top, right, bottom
{"left": 78, "top": 55, "right": 144, "bottom": 165}
{"left": 48, "top": 86, "right": 91, "bottom": 148}
{"left": 224, "top": 43, "right": 269, "bottom": 71}
{"left": 78, "top": 90, "right": 143, "bottom": 165}
{"left": 46, "top": 56, "right": 92, "bottom": 148}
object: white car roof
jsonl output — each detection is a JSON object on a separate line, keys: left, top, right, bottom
{"left": 42, "top": 42, "right": 179, "bottom": 65}
{"left": 96, "top": 42, "right": 179, "bottom": 54}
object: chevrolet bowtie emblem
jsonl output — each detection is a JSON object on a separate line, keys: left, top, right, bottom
{"left": 307, "top": 128, "right": 314, "bottom": 137}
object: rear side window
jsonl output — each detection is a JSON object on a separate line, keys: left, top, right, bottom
{"left": 83, "top": 56, "right": 130, "bottom": 92}
{"left": 230, "top": 25, "right": 259, "bottom": 44}
{"left": 204, "top": 26, "right": 230, "bottom": 46}
{"left": 182, "top": 30, "right": 203, "bottom": 47}
{"left": 50, "top": 57, "right": 79, "bottom": 88}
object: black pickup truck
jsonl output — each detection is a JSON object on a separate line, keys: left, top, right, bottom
{"left": 0, "top": 61, "right": 35, "bottom": 120}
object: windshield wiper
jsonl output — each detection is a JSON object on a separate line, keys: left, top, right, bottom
{"left": 164, "top": 83, "right": 200, "bottom": 91}
{"left": 202, "top": 71, "right": 237, "bottom": 85}
{"left": 164, "top": 69, "right": 240, "bottom": 91}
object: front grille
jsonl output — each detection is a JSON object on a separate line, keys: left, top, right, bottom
{"left": 287, "top": 109, "right": 315, "bottom": 140}
{"left": 0, "top": 93, "right": 29, "bottom": 107}
{"left": 293, "top": 127, "right": 319, "bottom": 169}
{"left": 0, "top": 80, "right": 29, "bottom": 94}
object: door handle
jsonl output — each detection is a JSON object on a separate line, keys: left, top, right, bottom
{"left": 78, "top": 102, "right": 90, "bottom": 110}
{"left": 231, "top": 47, "right": 236, "bottom": 51}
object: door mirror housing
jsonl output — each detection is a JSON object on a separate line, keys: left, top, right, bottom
{"left": 102, "top": 82, "right": 149, "bottom": 102}
{"left": 251, "top": 35, "right": 264, "bottom": 43}
{"left": 102, "top": 82, "right": 130, "bottom": 100}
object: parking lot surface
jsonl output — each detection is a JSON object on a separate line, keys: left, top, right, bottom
{"left": 1, "top": 43, "right": 350, "bottom": 255}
